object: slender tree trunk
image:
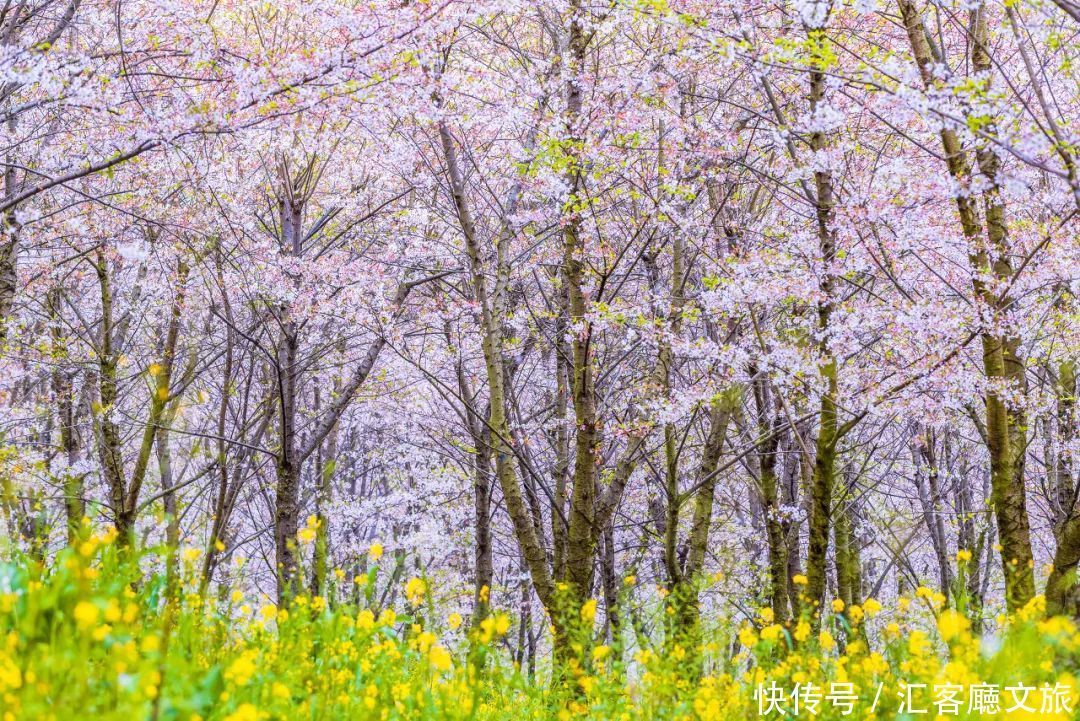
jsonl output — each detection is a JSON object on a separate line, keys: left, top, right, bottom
{"left": 972, "top": 5, "right": 1035, "bottom": 610}
{"left": 274, "top": 172, "right": 304, "bottom": 602}
{"left": 753, "top": 372, "right": 791, "bottom": 622}
{"left": 898, "top": 0, "right": 1035, "bottom": 610}
{"left": 451, "top": 339, "right": 494, "bottom": 624}
{"left": 201, "top": 256, "right": 239, "bottom": 592}
{"left": 601, "top": 524, "right": 619, "bottom": 642}
{"left": 93, "top": 251, "right": 129, "bottom": 538}
{"left": 1047, "top": 347, "right": 1080, "bottom": 616}
{"left": 438, "top": 121, "right": 555, "bottom": 615}
{"left": 156, "top": 331, "right": 197, "bottom": 563}
{"left": 311, "top": 385, "right": 339, "bottom": 600}
{"left": 123, "top": 258, "right": 188, "bottom": 535}
{"left": 551, "top": 291, "right": 570, "bottom": 581}
{"left": 913, "top": 427, "right": 954, "bottom": 598}
{"left": 1056, "top": 363, "right": 1077, "bottom": 515}
{"left": 833, "top": 468, "right": 862, "bottom": 611}
{"left": 666, "top": 395, "right": 733, "bottom": 667}
{"left": 156, "top": 405, "right": 182, "bottom": 598}
{"left": 472, "top": 416, "right": 493, "bottom": 622}
{"left": 803, "top": 41, "right": 842, "bottom": 617}
{"left": 274, "top": 332, "right": 300, "bottom": 600}
{"left": 49, "top": 289, "right": 82, "bottom": 543}
{"left": 561, "top": 0, "right": 602, "bottom": 613}
{"left": 781, "top": 426, "right": 805, "bottom": 615}
{"left": 0, "top": 161, "right": 20, "bottom": 346}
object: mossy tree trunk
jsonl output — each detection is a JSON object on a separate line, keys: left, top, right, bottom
{"left": 752, "top": 368, "right": 791, "bottom": 623}
{"left": 802, "top": 30, "right": 843, "bottom": 617}
{"left": 898, "top": 0, "right": 1035, "bottom": 611}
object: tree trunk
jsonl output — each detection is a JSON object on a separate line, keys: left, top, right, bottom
{"left": 274, "top": 170, "right": 304, "bottom": 602}
{"left": 913, "top": 427, "right": 954, "bottom": 598}
{"left": 753, "top": 371, "right": 791, "bottom": 622}
{"left": 49, "top": 289, "right": 82, "bottom": 543}
{"left": 438, "top": 121, "right": 556, "bottom": 615}
{"left": 93, "top": 251, "right": 129, "bottom": 538}
{"left": 311, "top": 384, "right": 339, "bottom": 600}
{"left": 666, "top": 395, "right": 733, "bottom": 669}
{"left": 0, "top": 163, "right": 20, "bottom": 346}
{"left": 834, "top": 469, "right": 863, "bottom": 610}
{"left": 898, "top": 0, "right": 1035, "bottom": 611}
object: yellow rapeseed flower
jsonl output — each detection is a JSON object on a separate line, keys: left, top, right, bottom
{"left": 937, "top": 609, "right": 971, "bottom": 642}
{"left": 73, "top": 601, "right": 99, "bottom": 629}
{"left": 0, "top": 656, "right": 22, "bottom": 691}
{"left": 405, "top": 577, "right": 426, "bottom": 607}
{"left": 760, "top": 624, "right": 783, "bottom": 642}
{"left": 908, "top": 629, "right": 931, "bottom": 656}
{"left": 580, "top": 598, "right": 598, "bottom": 624}
{"left": 224, "top": 650, "right": 258, "bottom": 686}
{"left": 223, "top": 703, "right": 260, "bottom": 721}
{"left": 429, "top": 645, "right": 452, "bottom": 671}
